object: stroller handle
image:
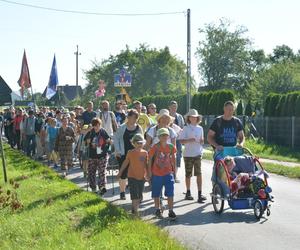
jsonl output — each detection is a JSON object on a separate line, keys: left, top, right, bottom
{"left": 213, "top": 146, "right": 253, "bottom": 161}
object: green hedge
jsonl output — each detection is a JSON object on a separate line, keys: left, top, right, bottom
{"left": 138, "top": 89, "right": 235, "bottom": 115}
{"left": 264, "top": 91, "right": 300, "bottom": 117}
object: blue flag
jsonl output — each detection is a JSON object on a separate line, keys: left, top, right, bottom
{"left": 46, "top": 55, "right": 58, "bottom": 99}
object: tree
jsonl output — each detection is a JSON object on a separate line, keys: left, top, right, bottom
{"left": 270, "top": 45, "right": 295, "bottom": 63}
{"left": 84, "top": 45, "right": 188, "bottom": 104}
{"left": 252, "top": 61, "right": 300, "bottom": 104}
{"left": 196, "top": 19, "right": 254, "bottom": 95}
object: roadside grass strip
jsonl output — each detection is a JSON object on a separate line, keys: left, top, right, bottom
{"left": 262, "top": 163, "right": 300, "bottom": 179}
{"left": 0, "top": 146, "right": 184, "bottom": 250}
{"left": 244, "top": 139, "right": 300, "bottom": 163}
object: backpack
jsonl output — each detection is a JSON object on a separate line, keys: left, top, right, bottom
{"left": 150, "top": 143, "right": 175, "bottom": 172}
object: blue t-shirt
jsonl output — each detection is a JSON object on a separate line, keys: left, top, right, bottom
{"left": 48, "top": 126, "right": 58, "bottom": 140}
{"left": 209, "top": 117, "right": 243, "bottom": 147}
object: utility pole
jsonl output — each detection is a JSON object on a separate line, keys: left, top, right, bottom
{"left": 74, "top": 45, "right": 81, "bottom": 97}
{"left": 186, "top": 9, "right": 191, "bottom": 112}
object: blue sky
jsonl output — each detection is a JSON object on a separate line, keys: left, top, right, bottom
{"left": 1, "top": 0, "right": 300, "bottom": 94}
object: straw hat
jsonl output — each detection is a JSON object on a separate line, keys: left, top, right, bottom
{"left": 184, "top": 109, "right": 202, "bottom": 123}
{"left": 156, "top": 109, "right": 174, "bottom": 122}
{"left": 184, "top": 109, "right": 201, "bottom": 119}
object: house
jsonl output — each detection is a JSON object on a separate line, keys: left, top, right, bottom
{"left": 0, "top": 75, "right": 12, "bottom": 106}
{"left": 57, "top": 85, "right": 83, "bottom": 101}
{"left": 42, "top": 84, "right": 83, "bottom": 102}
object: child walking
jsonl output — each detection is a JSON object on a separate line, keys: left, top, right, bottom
{"left": 77, "top": 124, "right": 90, "bottom": 177}
{"left": 46, "top": 117, "right": 59, "bottom": 168}
{"left": 178, "top": 109, "right": 206, "bottom": 203}
{"left": 117, "top": 133, "right": 148, "bottom": 216}
{"left": 148, "top": 128, "right": 177, "bottom": 220}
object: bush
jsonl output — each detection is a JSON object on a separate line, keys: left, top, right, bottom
{"left": 138, "top": 94, "right": 187, "bottom": 114}
{"left": 138, "top": 89, "right": 235, "bottom": 115}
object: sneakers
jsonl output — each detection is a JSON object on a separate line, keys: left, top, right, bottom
{"left": 120, "top": 192, "right": 126, "bottom": 200}
{"left": 168, "top": 210, "right": 177, "bottom": 221}
{"left": 185, "top": 191, "right": 194, "bottom": 200}
{"left": 197, "top": 195, "right": 207, "bottom": 203}
{"left": 155, "top": 209, "right": 163, "bottom": 218}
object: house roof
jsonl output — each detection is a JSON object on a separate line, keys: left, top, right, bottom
{"left": 42, "top": 85, "right": 83, "bottom": 101}
{"left": 58, "top": 85, "right": 83, "bottom": 100}
{"left": 0, "top": 75, "right": 12, "bottom": 106}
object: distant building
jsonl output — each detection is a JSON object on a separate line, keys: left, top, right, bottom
{"left": 57, "top": 85, "right": 83, "bottom": 101}
{"left": 42, "top": 84, "right": 83, "bottom": 103}
{"left": 0, "top": 75, "right": 12, "bottom": 106}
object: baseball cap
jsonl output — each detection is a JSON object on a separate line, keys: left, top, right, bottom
{"left": 131, "top": 133, "right": 146, "bottom": 144}
{"left": 157, "top": 128, "right": 170, "bottom": 137}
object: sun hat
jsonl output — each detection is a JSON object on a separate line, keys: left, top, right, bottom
{"left": 131, "top": 133, "right": 146, "bottom": 144}
{"left": 156, "top": 109, "right": 174, "bottom": 122}
{"left": 157, "top": 127, "right": 170, "bottom": 137}
{"left": 184, "top": 109, "right": 202, "bottom": 121}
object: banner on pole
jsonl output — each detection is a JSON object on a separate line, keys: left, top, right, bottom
{"left": 114, "top": 69, "right": 131, "bottom": 87}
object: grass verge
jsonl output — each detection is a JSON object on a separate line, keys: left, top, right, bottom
{"left": 244, "top": 139, "right": 300, "bottom": 163}
{"left": 262, "top": 163, "right": 300, "bottom": 179}
{"left": 0, "top": 146, "right": 184, "bottom": 250}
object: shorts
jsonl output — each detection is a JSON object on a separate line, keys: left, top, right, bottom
{"left": 184, "top": 156, "right": 202, "bottom": 177}
{"left": 151, "top": 174, "right": 174, "bottom": 198}
{"left": 128, "top": 178, "right": 145, "bottom": 200}
{"left": 117, "top": 155, "right": 128, "bottom": 179}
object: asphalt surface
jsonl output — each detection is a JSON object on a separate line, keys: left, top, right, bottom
{"left": 58, "top": 159, "right": 300, "bottom": 250}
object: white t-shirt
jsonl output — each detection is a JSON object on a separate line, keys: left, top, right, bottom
{"left": 97, "top": 111, "right": 113, "bottom": 137}
{"left": 147, "top": 125, "right": 177, "bottom": 147}
{"left": 178, "top": 124, "right": 204, "bottom": 157}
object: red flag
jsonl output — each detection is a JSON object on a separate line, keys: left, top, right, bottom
{"left": 17, "top": 50, "right": 31, "bottom": 97}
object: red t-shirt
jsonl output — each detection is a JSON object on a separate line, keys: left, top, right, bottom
{"left": 14, "top": 115, "right": 23, "bottom": 130}
{"left": 149, "top": 143, "right": 176, "bottom": 176}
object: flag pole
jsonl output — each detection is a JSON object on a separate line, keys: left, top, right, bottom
{"left": 30, "top": 84, "right": 36, "bottom": 111}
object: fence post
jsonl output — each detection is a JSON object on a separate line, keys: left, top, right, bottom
{"left": 292, "top": 116, "right": 295, "bottom": 149}
{"left": 265, "top": 117, "right": 269, "bottom": 143}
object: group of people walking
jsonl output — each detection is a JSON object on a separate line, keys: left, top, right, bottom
{"left": 0, "top": 99, "right": 245, "bottom": 220}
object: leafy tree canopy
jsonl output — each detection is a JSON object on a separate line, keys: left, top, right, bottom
{"left": 83, "top": 44, "right": 189, "bottom": 105}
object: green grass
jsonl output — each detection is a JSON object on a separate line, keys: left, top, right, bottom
{"left": 244, "top": 139, "right": 300, "bottom": 163}
{"left": 262, "top": 163, "right": 300, "bottom": 179}
{"left": 0, "top": 146, "right": 184, "bottom": 250}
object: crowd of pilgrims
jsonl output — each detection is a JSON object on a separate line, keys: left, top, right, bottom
{"left": 0, "top": 99, "right": 207, "bottom": 219}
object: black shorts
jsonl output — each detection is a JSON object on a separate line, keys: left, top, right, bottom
{"left": 117, "top": 155, "right": 128, "bottom": 179}
{"left": 128, "top": 178, "right": 145, "bottom": 200}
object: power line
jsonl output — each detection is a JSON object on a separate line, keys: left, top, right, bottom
{"left": 0, "top": 0, "right": 185, "bottom": 16}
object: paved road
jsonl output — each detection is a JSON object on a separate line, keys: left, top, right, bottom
{"left": 58, "top": 159, "right": 300, "bottom": 250}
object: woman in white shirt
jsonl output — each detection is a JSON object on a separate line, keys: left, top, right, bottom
{"left": 145, "top": 109, "right": 177, "bottom": 149}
